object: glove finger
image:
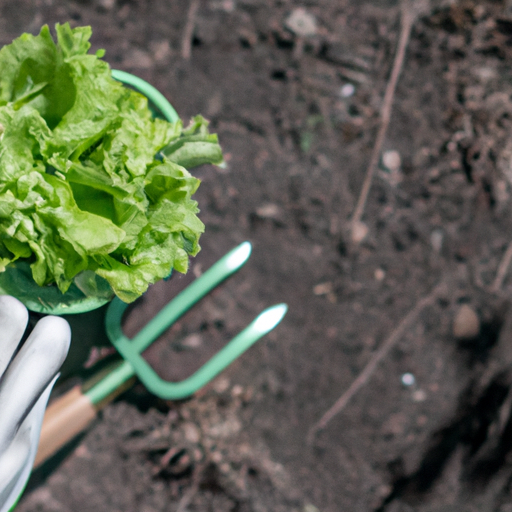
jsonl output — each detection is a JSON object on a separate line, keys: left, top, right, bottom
{"left": 0, "top": 425, "right": 30, "bottom": 512}
{"left": 0, "top": 375, "right": 58, "bottom": 512}
{"left": 0, "top": 316, "right": 70, "bottom": 454}
{"left": 0, "top": 296, "right": 28, "bottom": 377}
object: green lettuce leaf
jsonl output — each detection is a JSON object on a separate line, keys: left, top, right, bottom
{"left": 0, "top": 23, "right": 223, "bottom": 304}
{"left": 162, "top": 115, "right": 224, "bottom": 168}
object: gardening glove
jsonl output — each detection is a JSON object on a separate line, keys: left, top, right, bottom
{"left": 0, "top": 295, "right": 70, "bottom": 512}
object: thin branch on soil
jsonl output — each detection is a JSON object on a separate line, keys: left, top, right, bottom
{"left": 308, "top": 282, "right": 445, "bottom": 442}
{"left": 491, "top": 240, "right": 512, "bottom": 292}
{"left": 181, "top": 0, "right": 200, "bottom": 60}
{"left": 349, "top": 1, "right": 416, "bottom": 239}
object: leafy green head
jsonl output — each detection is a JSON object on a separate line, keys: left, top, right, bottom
{"left": 0, "top": 24, "right": 223, "bottom": 304}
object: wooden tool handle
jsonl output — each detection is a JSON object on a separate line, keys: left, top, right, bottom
{"left": 34, "top": 385, "right": 97, "bottom": 468}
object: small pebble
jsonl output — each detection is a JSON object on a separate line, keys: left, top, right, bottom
{"left": 182, "top": 423, "right": 201, "bottom": 444}
{"left": 374, "top": 268, "right": 386, "bottom": 281}
{"left": 123, "top": 48, "right": 153, "bottom": 69}
{"left": 219, "top": 462, "right": 231, "bottom": 474}
{"left": 181, "top": 333, "right": 202, "bottom": 348}
{"left": 256, "top": 203, "right": 281, "bottom": 219}
{"left": 351, "top": 221, "right": 368, "bottom": 244}
{"left": 313, "top": 282, "right": 333, "bottom": 296}
{"left": 453, "top": 304, "right": 480, "bottom": 340}
{"left": 383, "top": 412, "right": 407, "bottom": 435}
{"left": 98, "top": 0, "right": 115, "bottom": 9}
{"left": 210, "top": 450, "right": 223, "bottom": 463}
{"left": 412, "top": 389, "right": 427, "bottom": 402}
{"left": 472, "top": 66, "right": 497, "bottom": 81}
{"left": 430, "top": 229, "right": 444, "bottom": 253}
{"left": 340, "top": 83, "right": 355, "bottom": 98}
{"left": 192, "top": 263, "right": 203, "bottom": 278}
{"left": 74, "top": 444, "right": 92, "bottom": 459}
{"left": 213, "top": 377, "right": 230, "bottom": 393}
{"left": 211, "top": 0, "right": 235, "bottom": 12}
{"left": 231, "top": 384, "right": 244, "bottom": 397}
{"left": 284, "top": 8, "right": 317, "bottom": 37}
{"left": 401, "top": 373, "right": 416, "bottom": 387}
{"left": 376, "top": 485, "right": 392, "bottom": 498}
{"left": 382, "top": 150, "right": 401, "bottom": 173}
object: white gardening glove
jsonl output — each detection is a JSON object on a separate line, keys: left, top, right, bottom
{"left": 0, "top": 296, "right": 70, "bottom": 512}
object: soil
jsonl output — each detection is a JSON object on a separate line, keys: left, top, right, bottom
{"left": 7, "top": 0, "right": 512, "bottom": 510}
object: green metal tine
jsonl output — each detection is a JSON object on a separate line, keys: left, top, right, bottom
{"left": 96, "top": 241, "right": 286, "bottom": 401}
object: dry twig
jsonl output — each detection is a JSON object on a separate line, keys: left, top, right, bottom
{"left": 181, "top": 0, "right": 200, "bottom": 60}
{"left": 349, "top": 1, "right": 416, "bottom": 239}
{"left": 491, "top": 240, "right": 512, "bottom": 292}
{"left": 308, "top": 282, "right": 445, "bottom": 441}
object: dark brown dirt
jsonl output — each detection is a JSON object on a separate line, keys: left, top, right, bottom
{"left": 8, "top": 0, "right": 512, "bottom": 510}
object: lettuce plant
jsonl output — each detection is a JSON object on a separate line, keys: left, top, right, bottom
{"left": 0, "top": 24, "right": 223, "bottom": 305}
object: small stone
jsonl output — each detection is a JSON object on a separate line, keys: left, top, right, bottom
{"left": 210, "top": 0, "right": 235, "bottom": 12}
{"left": 213, "top": 377, "right": 230, "bottom": 393}
{"left": 74, "top": 444, "right": 92, "bottom": 459}
{"left": 182, "top": 422, "right": 201, "bottom": 444}
{"left": 192, "top": 263, "right": 203, "bottom": 278}
{"left": 412, "top": 389, "right": 427, "bottom": 402}
{"left": 351, "top": 221, "right": 368, "bottom": 244}
{"left": 98, "top": 0, "right": 115, "bottom": 10}
{"left": 210, "top": 450, "right": 223, "bottom": 463}
{"left": 376, "top": 485, "right": 392, "bottom": 498}
{"left": 340, "top": 83, "right": 355, "bottom": 98}
{"left": 430, "top": 229, "right": 444, "bottom": 253}
{"left": 219, "top": 462, "right": 231, "bottom": 474}
{"left": 209, "top": 418, "right": 242, "bottom": 438}
{"left": 149, "top": 40, "right": 172, "bottom": 62}
{"left": 374, "top": 268, "right": 386, "bottom": 281}
{"left": 256, "top": 203, "right": 281, "bottom": 219}
{"left": 181, "top": 333, "right": 202, "bottom": 348}
{"left": 472, "top": 66, "right": 497, "bottom": 81}
{"left": 284, "top": 8, "right": 317, "bottom": 37}
{"left": 123, "top": 48, "right": 153, "bottom": 69}
{"left": 382, "top": 150, "right": 401, "bottom": 173}
{"left": 401, "top": 373, "right": 415, "bottom": 387}
{"left": 313, "top": 282, "right": 333, "bottom": 296}
{"left": 231, "top": 384, "right": 244, "bottom": 397}
{"left": 383, "top": 412, "right": 407, "bottom": 435}
{"left": 453, "top": 304, "right": 480, "bottom": 340}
